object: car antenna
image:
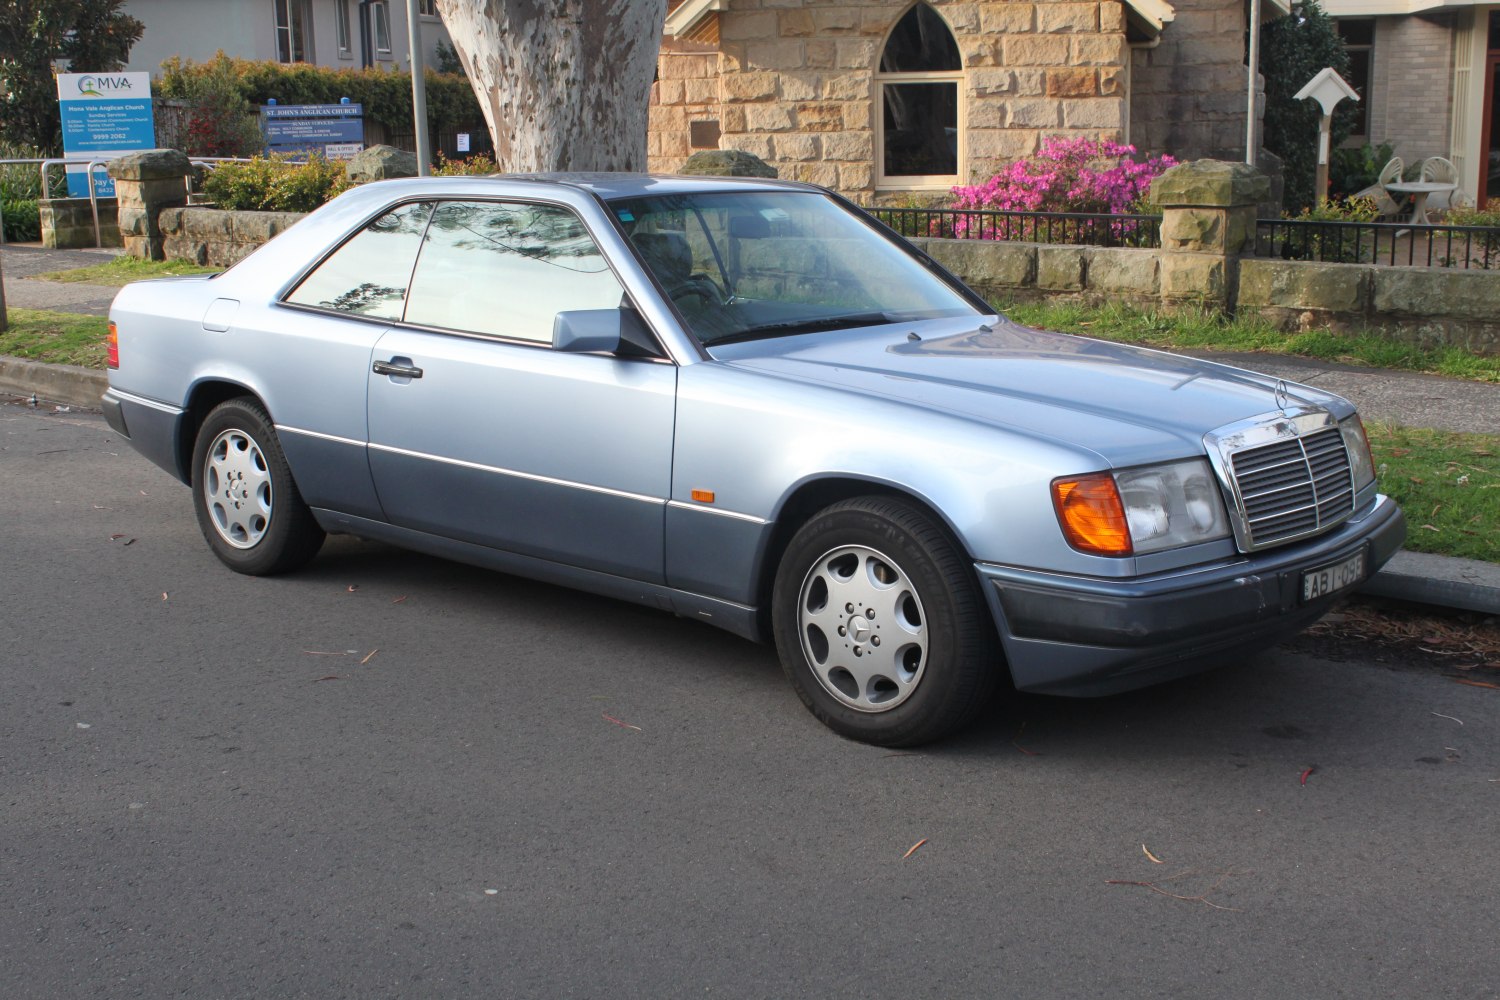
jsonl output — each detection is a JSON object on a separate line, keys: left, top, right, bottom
{"left": 906, "top": 331, "right": 921, "bottom": 342}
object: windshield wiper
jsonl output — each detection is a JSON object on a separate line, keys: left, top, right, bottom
{"left": 705, "top": 312, "right": 895, "bottom": 346}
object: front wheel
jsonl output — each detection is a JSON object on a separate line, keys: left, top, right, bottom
{"left": 191, "top": 397, "right": 324, "bottom": 575}
{"left": 772, "top": 497, "right": 1000, "bottom": 746}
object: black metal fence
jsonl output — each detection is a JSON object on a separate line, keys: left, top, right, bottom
{"left": 1253, "top": 218, "right": 1500, "bottom": 270}
{"left": 863, "top": 205, "right": 1500, "bottom": 271}
{"left": 864, "top": 206, "right": 1162, "bottom": 248}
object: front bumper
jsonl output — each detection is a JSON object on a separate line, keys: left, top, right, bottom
{"left": 979, "top": 494, "right": 1406, "bottom": 696}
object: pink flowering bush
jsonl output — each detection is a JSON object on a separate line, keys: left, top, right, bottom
{"left": 947, "top": 137, "right": 1176, "bottom": 242}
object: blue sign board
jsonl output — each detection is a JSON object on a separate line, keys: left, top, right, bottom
{"left": 261, "top": 103, "right": 365, "bottom": 159}
{"left": 57, "top": 72, "right": 156, "bottom": 197}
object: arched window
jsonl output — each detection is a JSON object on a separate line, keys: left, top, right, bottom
{"left": 877, "top": 5, "right": 962, "bottom": 188}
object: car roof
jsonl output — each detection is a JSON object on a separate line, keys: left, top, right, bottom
{"left": 349, "top": 172, "right": 825, "bottom": 201}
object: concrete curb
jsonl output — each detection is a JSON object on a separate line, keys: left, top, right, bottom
{"left": 1360, "top": 550, "right": 1500, "bottom": 615}
{"left": 1, "top": 354, "right": 1495, "bottom": 618}
{"left": 0, "top": 356, "right": 108, "bottom": 409}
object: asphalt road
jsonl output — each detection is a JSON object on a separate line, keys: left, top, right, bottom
{"left": 3, "top": 403, "right": 1497, "bottom": 1000}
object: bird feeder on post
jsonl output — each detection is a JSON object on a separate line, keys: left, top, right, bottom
{"left": 1294, "top": 68, "right": 1360, "bottom": 206}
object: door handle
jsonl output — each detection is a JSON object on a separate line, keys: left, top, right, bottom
{"left": 373, "top": 359, "right": 423, "bottom": 379}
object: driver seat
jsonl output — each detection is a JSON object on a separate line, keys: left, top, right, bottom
{"left": 631, "top": 231, "right": 693, "bottom": 287}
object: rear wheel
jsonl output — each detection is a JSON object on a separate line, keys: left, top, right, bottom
{"left": 772, "top": 496, "right": 999, "bottom": 746}
{"left": 191, "top": 397, "right": 324, "bottom": 575}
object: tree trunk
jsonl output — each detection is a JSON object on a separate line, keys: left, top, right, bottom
{"left": 435, "top": 0, "right": 667, "bottom": 172}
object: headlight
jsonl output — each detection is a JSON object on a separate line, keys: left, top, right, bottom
{"left": 1054, "top": 459, "right": 1231, "bottom": 556}
{"left": 1339, "top": 415, "right": 1376, "bottom": 491}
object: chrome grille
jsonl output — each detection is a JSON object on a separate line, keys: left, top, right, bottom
{"left": 1229, "top": 427, "right": 1354, "bottom": 549}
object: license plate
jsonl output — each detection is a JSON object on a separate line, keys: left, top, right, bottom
{"left": 1301, "top": 550, "right": 1366, "bottom": 602}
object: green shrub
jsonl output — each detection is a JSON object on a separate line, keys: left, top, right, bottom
{"left": 433, "top": 153, "right": 497, "bottom": 176}
{"left": 1440, "top": 199, "right": 1500, "bottom": 270}
{"left": 1329, "top": 141, "right": 1397, "bottom": 199}
{"left": 1276, "top": 195, "right": 1381, "bottom": 263}
{"left": 2, "top": 197, "right": 40, "bottom": 240}
{"left": 0, "top": 140, "right": 47, "bottom": 240}
{"left": 202, "top": 155, "right": 350, "bottom": 212}
{"left": 158, "top": 53, "right": 483, "bottom": 136}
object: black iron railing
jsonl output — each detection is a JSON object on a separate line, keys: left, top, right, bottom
{"left": 1254, "top": 218, "right": 1500, "bottom": 270}
{"left": 864, "top": 206, "right": 1163, "bottom": 248}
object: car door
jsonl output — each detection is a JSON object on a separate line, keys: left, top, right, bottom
{"left": 270, "top": 199, "right": 435, "bottom": 520}
{"left": 365, "top": 199, "right": 676, "bottom": 583}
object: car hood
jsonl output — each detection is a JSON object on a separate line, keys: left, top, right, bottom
{"left": 712, "top": 316, "right": 1350, "bottom": 467}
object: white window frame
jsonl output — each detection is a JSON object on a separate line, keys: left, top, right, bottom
{"left": 875, "top": 69, "right": 965, "bottom": 192}
{"left": 274, "top": 0, "right": 314, "bottom": 64}
{"left": 373, "top": 1, "right": 393, "bottom": 56}
{"left": 335, "top": 0, "right": 353, "bottom": 59}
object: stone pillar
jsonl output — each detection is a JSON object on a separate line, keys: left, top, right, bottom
{"left": 107, "top": 149, "right": 192, "bottom": 260}
{"left": 1150, "top": 160, "right": 1270, "bottom": 312}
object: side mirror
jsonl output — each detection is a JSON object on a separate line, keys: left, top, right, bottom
{"left": 552, "top": 308, "right": 660, "bottom": 357}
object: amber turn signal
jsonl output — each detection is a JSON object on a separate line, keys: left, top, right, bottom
{"left": 690, "top": 489, "right": 715, "bottom": 503}
{"left": 107, "top": 321, "right": 119, "bottom": 369}
{"left": 1052, "top": 473, "right": 1131, "bottom": 556}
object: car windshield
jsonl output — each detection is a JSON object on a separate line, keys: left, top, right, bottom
{"left": 608, "top": 190, "right": 978, "bottom": 347}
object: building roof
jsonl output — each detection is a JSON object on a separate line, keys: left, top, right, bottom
{"left": 1322, "top": 0, "right": 1485, "bottom": 13}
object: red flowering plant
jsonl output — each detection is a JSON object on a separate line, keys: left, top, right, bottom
{"left": 947, "top": 137, "right": 1175, "bottom": 244}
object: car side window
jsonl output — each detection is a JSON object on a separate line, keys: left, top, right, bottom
{"left": 402, "top": 200, "right": 625, "bottom": 343}
{"left": 285, "top": 201, "right": 434, "bottom": 319}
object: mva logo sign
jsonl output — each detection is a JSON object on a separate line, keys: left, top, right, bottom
{"left": 75, "top": 75, "right": 137, "bottom": 97}
{"left": 56, "top": 72, "right": 155, "bottom": 198}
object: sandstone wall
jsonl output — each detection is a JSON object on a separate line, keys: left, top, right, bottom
{"left": 649, "top": 0, "right": 1130, "bottom": 200}
{"left": 159, "top": 207, "right": 308, "bottom": 267}
{"left": 39, "top": 197, "right": 121, "bottom": 249}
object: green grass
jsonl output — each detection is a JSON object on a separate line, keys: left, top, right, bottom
{"left": 1367, "top": 424, "right": 1500, "bottom": 562}
{"left": 33, "top": 256, "right": 219, "bottom": 286}
{"left": 998, "top": 300, "right": 1500, "bottom": 383}
{"left": 0, "top": 309, "right": 109, "bottom": 368}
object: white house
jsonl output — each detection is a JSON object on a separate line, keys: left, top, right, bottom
{"left": 121, "top": 0, "right": 453, "bottom": 75}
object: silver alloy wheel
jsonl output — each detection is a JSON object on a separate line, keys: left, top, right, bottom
{"left": 203, "top": 428, "right": 272, "bottom": 550}
{"left": 797, "top": 544, "right": 928, "bottom": 713}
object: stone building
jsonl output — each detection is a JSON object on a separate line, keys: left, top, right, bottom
{"left": 649, "top": 0, "right": 1290, "bottom": 201}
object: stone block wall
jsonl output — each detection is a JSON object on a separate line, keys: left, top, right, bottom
{"left": 38, "top": 197, "right": 121, "bottom": 249}
{"left": 649, "top": 0, "right": 1130, "bottom": 200}
{"left": 1130, "top": 0, "right": 1249, "bottom": 160}
{"left": 158, "top": 207, "right": 309, "bottom": 267}
{"left": 1240, "top": 257, "right": 1499, "bottom": 354}
{"left": 910, "top": 236, "right": 1163, "bottom": 307}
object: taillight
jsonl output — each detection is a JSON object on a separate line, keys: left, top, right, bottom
{"left": 107, "top": 321, "right": 119, "bottom": 369}
{"left": 1052, "top": 473, "right": 1132, "bottom": 556}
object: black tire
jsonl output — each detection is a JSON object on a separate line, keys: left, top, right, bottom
{"left": 190, "top": 397, "right": 324, "bottom": 575}
{"left": 771, "top": 496, "right": 1000, "bottom": 747}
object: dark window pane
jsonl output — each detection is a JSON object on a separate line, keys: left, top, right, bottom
{"left": 404, "top": 201, "right": 623, "bottom": 342}
{"left": 883, "top": 83, "right": 958, "bottom": 176}
{"left": 880, "top": 5, "right": 960, "bottom": 73}
{"left": 1346, "top": 48, "right": 1370, "bottom": 135}
{"left": 1489, "top": 10, "right": 1498, "bottom": 50}
{"left": 287, "top": 201, "right": 433, "bottom": 318}
{"left": 1337, "top": 18, "right": 1374, "bottom": 47}
{"left": 1488, "top": 61, "right": 1500, "bottom": 203}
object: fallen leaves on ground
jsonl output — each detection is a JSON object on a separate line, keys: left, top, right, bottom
{"left": 1300, "top": 596, "right": 1499, "bottom": 672}
{"left": 602, "top": 712, "right": 642, "bottom": 732}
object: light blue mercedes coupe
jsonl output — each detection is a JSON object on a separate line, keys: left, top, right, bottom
{"left": 103, "top": 174, "right": 1405, "bottom": 745}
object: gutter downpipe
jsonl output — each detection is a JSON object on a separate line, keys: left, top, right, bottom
{"left": 358, "top": 0, "right": 373, "bottom": 68}
{"left": 1246, "top": 0, "right": 1261, "bottom": 165}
